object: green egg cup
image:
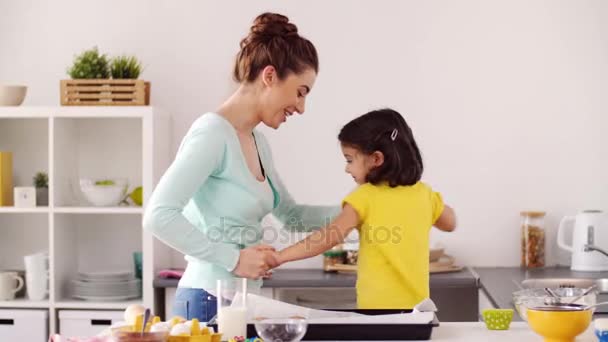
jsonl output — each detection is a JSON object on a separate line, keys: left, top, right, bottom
{"left": 482, "top": 309, "right": 514, "bottom": 330}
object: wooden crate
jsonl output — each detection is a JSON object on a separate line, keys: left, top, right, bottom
{"left": 60, "top": 79, "right": 150, "bottom": 106}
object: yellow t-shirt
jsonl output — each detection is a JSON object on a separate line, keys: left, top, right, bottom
{"left": 342, "top": 182, "right": 444, "bottom": 309}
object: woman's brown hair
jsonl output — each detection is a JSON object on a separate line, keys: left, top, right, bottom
{"left": 234, "top": 12, "right": 318, "bottom": 83}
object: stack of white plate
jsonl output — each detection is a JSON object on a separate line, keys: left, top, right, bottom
{"left": 72, "top": 271, "right": 141, "bottom": 301}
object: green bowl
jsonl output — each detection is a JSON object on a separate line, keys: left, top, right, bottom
{"left": 482, "top": 309, "right": 514, "bottom": 330}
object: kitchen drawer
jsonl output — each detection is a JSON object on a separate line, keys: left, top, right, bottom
{"left": 0, "top": 309, "right": 48, "bottom": 342}
{"left": 59, "top": 310, "right": 123, "bottom": 337}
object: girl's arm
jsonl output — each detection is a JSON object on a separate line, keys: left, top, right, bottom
{"left": 434, "top": 204, "right": 456, "bottom": 232}
{"left": 278, "top": 204, "right": 360, "bottom": 264}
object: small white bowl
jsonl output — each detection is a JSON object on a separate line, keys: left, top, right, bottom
{"left": 0, "top": 85, "right": 27, "bottom": 106}
{"left": 80, "top": 178, "right": 128, "bottom": 207}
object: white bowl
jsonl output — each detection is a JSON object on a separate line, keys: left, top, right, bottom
{"left": 0, "top": 85, "right": 27, "bottom": 106}
{"left": 80, "top": 178, "right": 128, "bottom": 206}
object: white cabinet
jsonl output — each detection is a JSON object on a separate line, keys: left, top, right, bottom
{"left": 0, "top": 309, "right": 48, "bottom": 342}
{"left": 0, "top": 106, "right": 172, "bottom": 338}
{"left": 59, "top": 310, "right": 123, "bottom": 337}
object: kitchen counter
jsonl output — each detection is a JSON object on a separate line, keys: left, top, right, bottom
{"left": 474, "top": 266, "right": 608, "bottom": 321}
{"left": 153, "top": 267, "right": 479, "bottom": 288}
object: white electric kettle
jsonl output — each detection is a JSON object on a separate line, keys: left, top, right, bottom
{"left": 558, "top": 210, "right": 608, "bottom": 271}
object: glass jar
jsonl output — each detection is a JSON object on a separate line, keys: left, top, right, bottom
{"left": 521, "top": 211, "right": 546, "bottom": 268}
{"left": 322, "top": 248, "right": 346, "bottom": 271}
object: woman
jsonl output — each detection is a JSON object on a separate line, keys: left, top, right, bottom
{"left": 143, "top": 12, "right": 338, "bottom": 322}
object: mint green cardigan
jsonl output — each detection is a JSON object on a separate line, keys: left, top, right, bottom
{"left": 143, "top": 112, "right": 339, "bottom": 290}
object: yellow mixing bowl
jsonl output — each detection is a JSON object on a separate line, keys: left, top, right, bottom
{"left": 527, "top": 306, "right": 592, "bottom": 342}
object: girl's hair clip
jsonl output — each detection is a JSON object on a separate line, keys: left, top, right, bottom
{"left": 391, "top": 128, "right": 398, "bottom": 141}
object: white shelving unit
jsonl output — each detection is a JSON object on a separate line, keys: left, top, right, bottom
{"left": 0, "top": 106, "right": 172, "bottom": 338}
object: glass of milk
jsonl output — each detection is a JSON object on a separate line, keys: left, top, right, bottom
{"left": 217, "top": 278, "right": 248, "bottom": 341}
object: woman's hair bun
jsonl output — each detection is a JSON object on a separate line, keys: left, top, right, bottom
{"left": 250, "top": 12, "right": 298, "bottom": 39}
{"left": 234, "top": 12, "right": 318, "bottom": 83}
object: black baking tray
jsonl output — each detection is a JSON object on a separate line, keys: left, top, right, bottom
{"left": 210, "top": 309, "right": 439, "bottom": 341}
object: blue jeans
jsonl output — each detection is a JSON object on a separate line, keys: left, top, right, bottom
{"left": 173, "top": 288, "right": 218, "bottom": 322}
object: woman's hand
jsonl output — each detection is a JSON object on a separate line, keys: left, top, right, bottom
{"left": 232, "top": 244, "right": 279, "bottom": 279}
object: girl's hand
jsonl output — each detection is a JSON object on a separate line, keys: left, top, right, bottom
{"left": 232, "top": 244, "right": 279, "bottom": 279}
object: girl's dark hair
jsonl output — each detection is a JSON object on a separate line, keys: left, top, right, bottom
{"left": 234, "top": 12, "right": 319, "bottom": 83}
{"left": 338, "top": 108, "right": 423, "bottom": 187}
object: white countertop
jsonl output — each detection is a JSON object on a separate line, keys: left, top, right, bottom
{"left": 424, "top": 322, "right": 596, "bottom": 341}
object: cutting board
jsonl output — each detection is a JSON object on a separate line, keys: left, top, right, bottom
{"left": 326, "top": 255, "right": 463, "bottom": 274}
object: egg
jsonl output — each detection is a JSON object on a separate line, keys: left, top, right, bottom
{"left": 124, "top": 304, "right": 146, "bottom": 325}
{"left": 150, "top": 322, "right": 171, "bottom": 333}
{"left": 170, "top": 323, "right": 191, "bottom": 336}
{"left": 170, "top": 316, "right": 187, "bottom": 326}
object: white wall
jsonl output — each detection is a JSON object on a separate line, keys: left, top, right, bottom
{"left": 1, "top": 0, "right": 607, "bottom": 267}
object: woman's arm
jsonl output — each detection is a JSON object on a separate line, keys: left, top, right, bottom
{"left": 143, "top": 123, "right": 277, "bottom": 277}
{"left": 278, "top": 204, "right": 360, "bottom": 264}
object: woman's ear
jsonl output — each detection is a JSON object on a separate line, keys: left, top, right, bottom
{"left": 261, "top": 65, "right": 277, "bottom": 87}
{"left": 371, "top": 151, "right": 385, "bottom": 167}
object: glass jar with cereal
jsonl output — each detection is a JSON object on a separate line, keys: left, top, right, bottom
{"left": 521, "top": 211, "right": 546, "bottom": 268}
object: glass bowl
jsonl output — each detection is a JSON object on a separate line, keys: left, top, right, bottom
{"left": 254, "top": 318, "right": 308, "bottom": 342}
{"left": 513, "top": 287, "right": 597, "bottom": 321}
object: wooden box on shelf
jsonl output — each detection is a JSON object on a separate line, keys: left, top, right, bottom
{"left": 60, "top": 79, "right": 151, "bottom": 106}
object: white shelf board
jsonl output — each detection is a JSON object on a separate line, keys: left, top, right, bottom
{"left": 54, "top": 106, "right": 152, "bottom": 118}
{"left": 0, "top": 107, "right": 51, "bottom": 118}
{"left": 0, "top": 207, "right": 50, "bottom": 213}
{"left": 54, "top": 207, "right": 144, "bottom": 214}
{"left": 0, "top": 106, "right": 156, "bottom": 118}
{"left": 55, "top": 298, "right": 142, "bottom": 310}
{"left": 0, "top": 298, "right": 50, "bottom": 308}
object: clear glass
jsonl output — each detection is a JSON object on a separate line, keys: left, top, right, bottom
{"left": 521, "top": 212, "right": 546, "bottom": 268}
{"left": 217, "top": 278, "right": 248, "bottom": 341}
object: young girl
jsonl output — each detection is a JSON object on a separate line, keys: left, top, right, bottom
{"left": 277, "top": 108, "right": 456, "bottom": 309}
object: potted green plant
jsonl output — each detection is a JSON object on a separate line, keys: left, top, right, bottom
{"left": 66, "top": 46, "right": 110, "bottom": 79}
{"left": 61, "top": 47, "right": 150, "bottom": 106}
{"left": 33, "top": 172, "right": 48, "bottom": 206}
{"left": 110, "top": 55, "right": 143, "bottom": 79}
